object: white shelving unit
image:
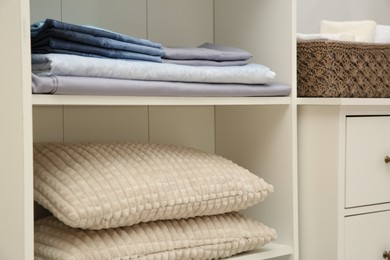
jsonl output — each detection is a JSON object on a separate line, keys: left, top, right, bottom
{"left": 0, "top": 0, "right": 298, "bottom": 259}
{"left": 298, "top": 103, "right": 390, "bottom": 260}
{"left": 296, "top": 1, "right": 390, "bottom": 259}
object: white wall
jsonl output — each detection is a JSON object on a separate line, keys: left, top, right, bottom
{"left": 297, "top": 0, "right": 390, "bottom": 33}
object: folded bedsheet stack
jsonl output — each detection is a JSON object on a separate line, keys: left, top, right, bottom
{"left": 33, "top": 142, "right": 277, "bottom": 260}
{"left": 31, "top": 19, "right": 291, "bottom": 97}
{"left": 31, "top": 19, "right": 165, "bottom": 62}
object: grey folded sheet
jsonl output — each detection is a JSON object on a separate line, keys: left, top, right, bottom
{"left": 163, "top": 43, "right": 252, "bottom": 61}
{"left": 32, "top": 74, "right": 291, "bottom": 97}
{"left": 162, "top": 59, "right": 248, "bottom": 67}
{"left": 162, "top": 43, "right": 252, "bottom": 66}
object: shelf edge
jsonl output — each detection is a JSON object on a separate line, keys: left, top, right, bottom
{"left": 32, "top": 95, "right": 292, "bottom": 106}
{"left": 228, "top": 243, "right": 293, "bottom": 260}
{"left": 297, "top": 97, "right": 390, "bottom": 106}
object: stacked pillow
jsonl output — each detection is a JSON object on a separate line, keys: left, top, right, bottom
{"left": 33, "top": 142, "right": 277, "bottom": 259}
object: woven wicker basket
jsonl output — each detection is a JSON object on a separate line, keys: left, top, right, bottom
{"left": 297, "top": 40, "right": 390, "bottom": 97}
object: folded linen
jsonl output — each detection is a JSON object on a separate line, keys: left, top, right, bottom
{"left": 297, "top": 33, "right": 355, "bottom": 42}
{"left": 32, "top": 74, "right": 291, "bottom": 96}
{"left": 31, "top": 19, "right": 161, "bottom": 48}
{"left": 320, "top": 20, "right": 377, "bottom": 42}
{"left": 162, "top": 43, "right": 252, "bottom": 66}
{"left": 162, "top": 58, "right": 248, "bottom": 66}
{"left": 32, "top": 28, "right": 165, "bottom": 56}
{"left": 32, "top": 53, "right": 276, "bottom": 84}
{"left": 32, "top": 37, "right": 163, "bottom": 62}
{"left": 31, "top": 19, "right": 165, "bottom": 62}
{"left": 163, "top": 42, "right": 252, "bottom": 61}
{"left": 374, "top": 24, "right": 390, "bottom": 43}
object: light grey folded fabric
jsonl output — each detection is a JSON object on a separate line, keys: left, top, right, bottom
{"left": 32, "top": 53, "right": 275, "bottom": 84}
{"left": 163, "top": 42, "right": 252, "bottom": 61}
{"left": 32, "top": 74, "right": 291, "bottom": 97}
{"left": 162, "top": 58, "right": 249, "bottom": 66}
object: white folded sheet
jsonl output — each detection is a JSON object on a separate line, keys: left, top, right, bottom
{"left": 320, "top": 20, "right": 376, "bottom": 42}
{"left": 374, "top": 24, "right": 390, "bottom": 43}
{"left": 297, "top": 33, "right": 355, "bottom": 42}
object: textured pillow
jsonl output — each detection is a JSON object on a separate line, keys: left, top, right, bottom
{"left": 33, "top": 142, "right": 273, "bottom": 229}
{"left": 35, "top": 212, "right": 277, "bottom": 260}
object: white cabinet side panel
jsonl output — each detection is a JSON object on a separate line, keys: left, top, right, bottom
{"left": 62, "top": 0, "right": 147, "bottom": 39}
{"left": 298, "top": 106, "right": 340, "bottom": 260}
{"left": 63, "top": 106, "right": 148, "bottom": 143}
{"left": 0, "top": 0, "right": 33, "bottom": 259}
{"left": 149, "top": 106, "right": 215, "bottom": 154}
{"left": 148, "top": 0, "right": 213, "bottom": 46}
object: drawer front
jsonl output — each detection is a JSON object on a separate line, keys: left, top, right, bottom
{"left": 345, "top": 210, "right": 390, "bottom": 260}
{"left": 345, "top": 116, "right": 390, "bottom": 208}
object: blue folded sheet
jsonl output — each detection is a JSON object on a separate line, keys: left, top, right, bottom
{"left": 32, "top": 29, "right": 165, "bottom": 56}
{"left": 31, "top": 19, "right": 164, "bottom": 62}
{"left": 31, "top": 19, "right": 161, "bottom": 48}
{"left": 32, "top": 38, "right": 163, "bottom": 62}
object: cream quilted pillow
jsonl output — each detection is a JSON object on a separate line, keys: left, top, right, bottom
{"left": 35, "top": 212, "right": 277, "bottom": 260}
{"left": 34, "top": 142, "right": 273, "bottom": 229}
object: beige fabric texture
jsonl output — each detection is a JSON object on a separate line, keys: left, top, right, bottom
{"left": 34, "top": 142, "right": 273, "bottom": 229}
{"left": 35, "top": 212, "right": 277, "bottom": 260}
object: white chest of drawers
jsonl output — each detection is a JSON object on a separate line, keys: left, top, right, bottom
{"left": 298, "top": 104, "right": 390, "bottom": 260}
